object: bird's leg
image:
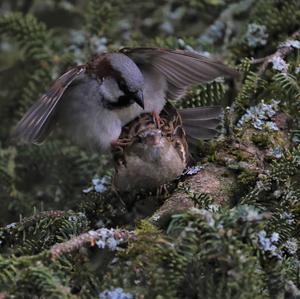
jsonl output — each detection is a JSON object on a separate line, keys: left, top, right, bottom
{"left": 156, "top": 184, "right": 169, "bottom": 196}
{"left": 111, "top": 138, "right": 131, "bottom": 148}
{"left": 111, "top": 139, "right": 130, "bottom": 167}
{"left": 110, "top": 185, "right": 128, "bottom": 210}
{"left": 152, "top": 111, "right": 162, "bottom": 129}
{"left": 112, "top": 149, "right": 127, "bottom": 168}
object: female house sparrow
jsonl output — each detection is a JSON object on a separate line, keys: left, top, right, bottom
{"left": 12, "top": 48, "right": 236, "bottom": 152}
{"left": 113, "top": 102, "right": 223, "bottom": 194}
{"left": 112, "top": 104, "right": 188, "bottom": 194}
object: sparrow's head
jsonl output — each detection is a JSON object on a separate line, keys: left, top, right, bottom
{"left": 137, "top": 129, "right": 163, "bottom": 147}
{"left": 97, "top": 53, "right": 144, "bottom": 109}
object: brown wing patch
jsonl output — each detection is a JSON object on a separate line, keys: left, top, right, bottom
{"left": 12, "top": 66, "right": 86, "bottom": 144}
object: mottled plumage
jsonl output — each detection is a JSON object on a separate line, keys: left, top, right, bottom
{"left": 113, "top": 102, "right": 223, "bottom": 193}
{"left": 112, "top": 105, "right": 188, "bottom": 193}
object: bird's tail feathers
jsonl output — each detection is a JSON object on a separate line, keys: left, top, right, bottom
{"left": 178, "top": 106, "right": 223, "bottom": 146}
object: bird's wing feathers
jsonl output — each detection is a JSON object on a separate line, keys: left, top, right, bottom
{"left": 178, "top": 106, "right": 223, "bottom": 141}
{"left": 12, "top": 66, "right": 86, "bottom": 144}
{"left": 120, "top": 47, "right": 238, "bottom": 100}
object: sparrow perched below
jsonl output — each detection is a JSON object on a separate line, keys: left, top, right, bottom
{"left": 113, "top": 101, "right": 223, "bottom": 194}
{"left": 112, "top": 104, "right": 188, "bottom": 194}
{"left": 12, "top": 48, "right": 237, "bottom": 152}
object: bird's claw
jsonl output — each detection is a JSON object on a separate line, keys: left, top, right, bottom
{"left": 111, "top": 140, "right": 128, "bottom": 168}
{"left": 152, "top": 111, "right": 162, "bottom": 129}
{"left": 111, "top": 138, "right": 131, "bottom": 148}
{"left": 157, "top": 184, "right": 169, "bottom": 196}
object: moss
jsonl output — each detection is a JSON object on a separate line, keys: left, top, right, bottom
{"left": 237, "top": 169, "right": 258, "bottom": 190}
{"left": 235, "top": 149, "right": 248, "bottom": 162}
{"left": 196, "top": 138, "right": 227, "bottom": 163}
{"left": 135, "top": 220, "right": 160, "bottom": 236}
{"left": 251, "top": 132, "right": 272, "bottom": 149}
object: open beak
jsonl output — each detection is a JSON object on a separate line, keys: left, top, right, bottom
{"left": 133, "top": 90, "right": 144, "bottom": 109}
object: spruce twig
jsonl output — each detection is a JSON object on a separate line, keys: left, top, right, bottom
{"left": 252, "top": 30, "right": 300, "bottom": 74}
{"left": 50, "top": 228, "right": 136, "bottom": 259}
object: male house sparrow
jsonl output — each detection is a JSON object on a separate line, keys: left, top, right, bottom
{"left": 12, "top": 48, "right": 236, "bottom": 152}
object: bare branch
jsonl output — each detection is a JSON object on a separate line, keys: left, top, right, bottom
{"left": 252, "top": 30, "right": 300, "bottom": 74}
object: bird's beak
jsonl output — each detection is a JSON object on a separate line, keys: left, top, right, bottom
{"left": 134, "top": 90, "right": 144, "bottom": 109}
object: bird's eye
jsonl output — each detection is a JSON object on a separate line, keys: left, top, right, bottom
{"left": 118, "top": 80, "right": 127, "bottom": 92}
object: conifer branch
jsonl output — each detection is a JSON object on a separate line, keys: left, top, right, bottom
{"left": 50, "top": 228, "right": 136, "bottom": 259}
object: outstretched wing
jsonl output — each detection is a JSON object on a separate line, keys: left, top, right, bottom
{"left": 120, "top": 47, "right": 238, "bottom": 101}
{"left": 12, "top": 66, "right": 86, "bottom": 144}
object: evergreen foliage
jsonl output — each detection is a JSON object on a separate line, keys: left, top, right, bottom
{"left": 0, "top": 1, "right": 299, "bottom": 298}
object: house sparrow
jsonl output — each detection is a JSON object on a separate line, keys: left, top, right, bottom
{"left": 12, "top": 48, "right": 237, "bottom": 152}
{"left": 112, "top": 102, "right": 223, "bottom": 194}
{"left": 112, "top": 104, "right": 188, "bottom": 194}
